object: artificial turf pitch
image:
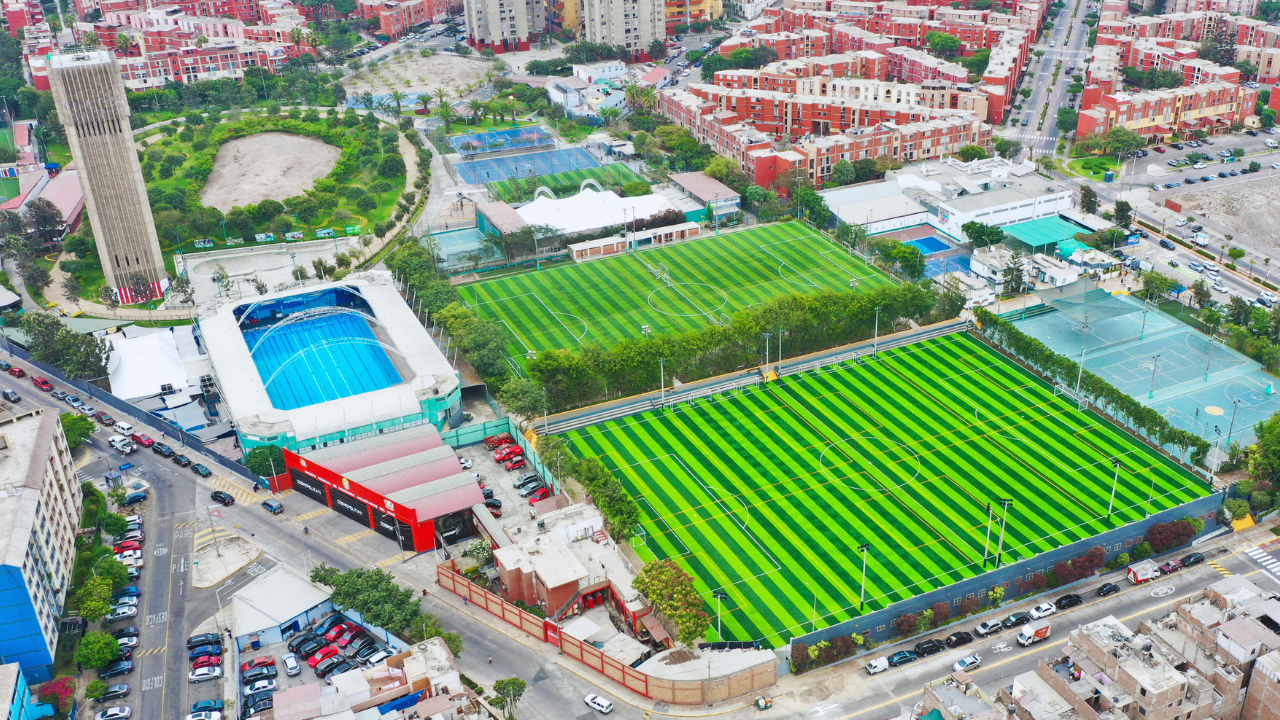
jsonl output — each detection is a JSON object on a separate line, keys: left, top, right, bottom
{"left": 486, "top": 164, "right": 646, "bottom": 203}
{"left": 461, "top": 221, "right": 894, "bottom": 363}
{"left": 565, "top": 333, "right": 1209, "bottom": 647}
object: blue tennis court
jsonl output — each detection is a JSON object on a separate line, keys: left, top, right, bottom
{"left": 454, "top": 148, "right": 598, "bottom": 185}
{"left": 905, "top": 236, "right": 950, "bottom": 255}
{"left": 244, "top": 313, "right": 402, "bottom": 410}
{"left": 449, "top": 126, "right": 554, "bottom": 156}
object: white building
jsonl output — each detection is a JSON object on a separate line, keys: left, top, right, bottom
{"left": 463, "top": 0, "right": 545, "bottom": 53}
{"left": 572, "top": 60, "right": 627, "bottom": 84}
{"left": 582, "top": 0, "right": 664, "bottom": 58}
{"left": 0, "top": 406, "right": 80, "bottom": 683}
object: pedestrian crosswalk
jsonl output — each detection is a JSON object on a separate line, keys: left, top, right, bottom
{"left": 1244, "top": 546, "right": 1280, "bottom": 578}
{"left": 337, "top": 529, "right": 374, "bottom": 545}
{"left": 1207, "top": 559, "right": 1232, "bottom": 577}
{"left": 194, "top": 525, "right": 236, "bottom": 547}
{"left": 375, "top": 551, "right": 413, "bottom": 567}
{"left": 294, "top": 508, "right": 331, "bottom": 521}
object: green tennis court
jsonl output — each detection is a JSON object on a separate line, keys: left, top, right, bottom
{"left": 461, "top": 221, "right": 895, "bottom": 364}
{"left": 566, "top": 333, "right": 1209, "bottom": 646}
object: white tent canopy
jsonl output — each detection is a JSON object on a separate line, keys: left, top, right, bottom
{"left": 515, "top": 188, "right": 676, "bottom": 236}
{"left": 106, "top": 332, "right": 190, "bottom": 401}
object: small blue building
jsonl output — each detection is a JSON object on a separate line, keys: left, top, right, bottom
{"left": 0, "top": 661, "right": 56, "bottom": 720}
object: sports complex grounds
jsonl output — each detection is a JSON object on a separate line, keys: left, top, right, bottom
{"left": 565, "top": 333, "right": 1210, "bottom": 647}
{"left": 459, "top": 221, "right": 895, "bottom": 366}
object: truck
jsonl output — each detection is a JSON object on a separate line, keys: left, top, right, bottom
{"left": 865, "top": 657, "right": 889, "bottom": 675}
{"left": 1017, "top": 619, "right": 1051, "bottom": 647}
{"left": 1127, "top": 559, "right": 1162, "bottom": 585}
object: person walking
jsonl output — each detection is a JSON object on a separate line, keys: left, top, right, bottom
{"left": 487, "top": 655, "right": 493, "bottom": 664}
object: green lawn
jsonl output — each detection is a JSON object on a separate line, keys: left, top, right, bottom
{"left": 566, "top": 333, "right": 1210, "bottom": 646}
{"left": 459, "top": 221, "right": 896, "bottom": 364}
{"left": 487, "top": 164, "right": 646, "bottom": 203}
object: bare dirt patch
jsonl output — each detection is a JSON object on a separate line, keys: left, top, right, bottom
{"left": 344, "top": 52, "right": 493, "bottom": 97}
{"left": 1169, "top": 173, "right": 1280, "bottom": 250}
{"left": 200, "top": 132, "right": 340, "bottom": 212}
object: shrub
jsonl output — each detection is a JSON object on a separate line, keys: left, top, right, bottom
{"left": 37, "top": 677, "right": 76, "bottom": 712}
{"left": 894, "top": 612, "right": 918, "bottom": 637}
{"left": 791, "top": 642, "right": 810, "bottom": 673}
{"left": 356, "top": 195, "right": 378, "bottom": 213}
{"left": 960, "top": 597, "right": 982, "bottom": 616}
{"left": 931, "top": 601, "right": 951, "bottom": 626}
{"left": 1146, "top": 519, "right": 1198, "bottom": 552}
{"left": 1252, "top": 491, "right": 1273, "bottom": 513}
{"left": 1132, "top": 541, "right": 1152, "bottom": 560}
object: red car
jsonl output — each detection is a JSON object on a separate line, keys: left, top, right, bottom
{"left": 336, "top": 626, "right": 366, "bottom": 648}
{"left": 324, "top": 623, "right": 352, "bottom": 643}
{"left": 484, "top": 432, "right": 513, "bottom": 449}
{"left": 308, "top": 645, "right": 339, "bottom": 668}
{"left": 1154, "top": 146, "right": 1167, "bottom": 153}
{"left": 504, "top": 457, "right": 526, "bottom": 471}
{"left": 528, "top": 487, "right": 551, "bottom": 504}
{"left": 31, "top": 376, "right": 52, "bottom": 391}
{"left": 7, "top": 367, "right": 24, "bottom": 378}
{"left": 488, "top": 507, "right": 502, "bottom": 518}
{"left": 192, "top": 655, "right": 222, "bottom": 669}
{"left": 493, "top": 445, "right": 523, "bottom": 462}
{"left": 131, "top": 433, "right": 154, "bottom": 448}
{"left": 113, "top": 541, "right": 141, "bottom": 553}
{"left": 240, "top": 656, "right": 274, "bottom": 673}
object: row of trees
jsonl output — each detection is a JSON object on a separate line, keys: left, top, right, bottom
{"left": 631, "top": 560, "right": 710, "bottom": 646}
{"left": 974, "top": 307, "right": 1211, "bottom": 465}
{"left": 0, "top": 196, "right": 69, "bottom": 294}
{"left": 698, "top": 46, "right": 781, "bottom": 82}
{"left": 18, "top": 313, "right": 110, "bottom": 380}
{"left": 309, "top": 564, "right": 462, "bottom": 654}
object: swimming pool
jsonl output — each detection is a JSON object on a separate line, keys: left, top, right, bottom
{"left": 243, "top": 312, "right": 402, "bottom": 410}
{"left": 905, "top": 236, "right": 951, "bottom": 255}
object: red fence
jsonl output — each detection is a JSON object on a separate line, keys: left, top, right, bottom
{"left": 436, "top": 561, "right": 776, "bottom": 705}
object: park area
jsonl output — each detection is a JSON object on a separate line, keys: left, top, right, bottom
{"left": 459, "top": 221, "right": 895, "bottom": 366}
{"left": 566, "top": 333, "right": 1210, "bottom": 646}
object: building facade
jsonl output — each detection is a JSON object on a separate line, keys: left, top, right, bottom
{"left": 48, "top": 50, "right": 167, "bottom": 303}
{"left": 582, "top": 0, "right": 663, "bottom": 59}
{"left": 463, "top": 0, "right": 544, "bottom": 52}
{"left": 0, "top": 407, "right": 81, "bottom": 683}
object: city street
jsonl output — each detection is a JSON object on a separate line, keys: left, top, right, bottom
{"left": 995, "top": 0, "right": 1091, "bottom": 157}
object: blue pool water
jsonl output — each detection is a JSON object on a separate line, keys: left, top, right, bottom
{"left": 905, "top": 236, "right": 951, "bottom": 255}
{"left": 243, "top": 313, "right": 402, "bottom": 410}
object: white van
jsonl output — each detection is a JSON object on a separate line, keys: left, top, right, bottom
{"left": 113, "top": 421, "right": 134, "bottom": 435}
{"left": 1266, "top": 139, "right": 1278, "bottom": 149}
{"left": 109, "top": 436, "right": 135, "bottom": 454}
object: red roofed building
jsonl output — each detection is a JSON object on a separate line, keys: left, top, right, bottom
{"left": 36, "top": 167, "right": 85, "bottom": 234}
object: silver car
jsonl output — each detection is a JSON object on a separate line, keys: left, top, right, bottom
{"left": 282, "top": 652, "right": 301, "bottom": 676}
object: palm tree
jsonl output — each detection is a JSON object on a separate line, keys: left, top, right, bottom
{"left": 289, "top": 27, "right": 304, "bottom": 47}
{"left": 600, "top": 106, "right": 620, "bottom": 126}
{"left": 417, "top": 94, "right": 432, "bottom": 115}
{"left": 501, "top": 99, "right": 517, "bottom": 124}
{"left": 114, "top": 33, "right": 131, "bottom": 55}
{"left": 486, "top": 100, "right": 503, "bottom": 124}
{"left": 433, "top": 87, "right": 450, "bottom": 113}
{"left": 388, "top": 90, "right": 407, "bottom": 117}
{"left": 436, "top": 104, "right": 458, "bottom": 134}
{"left": 467, "top": 99, "right": 486, "bottom": 125}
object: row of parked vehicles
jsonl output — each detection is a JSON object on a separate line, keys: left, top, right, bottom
{"left": 93, "top": 517, "right": 150, "bottom": 720}
{"left": 484, "top": 433, "right": 553, "bottom": 505}
{"left": 868, "top": 554, "right": 1209, "bottom": 675}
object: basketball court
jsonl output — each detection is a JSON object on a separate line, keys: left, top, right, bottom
{"left": 453, "top": 147, "right": 599, "bottom": 185}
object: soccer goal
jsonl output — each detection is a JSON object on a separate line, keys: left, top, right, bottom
{"left": 1054, "top": 384, "right": 1088, "bottom": 411}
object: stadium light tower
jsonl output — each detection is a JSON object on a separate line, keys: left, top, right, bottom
{"left": 659, "top": 357, "right": 666, "bottom": 405}
{"left": 1148, "top": 354, "right": 1161, "bottom": 399}
{"left": 712, "top": 590, "right": 728, "bottom": 638}
{"left": 1226, "top": 399, "right": 1241, "bottom": 445}
{"left": 982, "top": 503, "right": 993, "bottom": 566}
{"left": 995, "top": 499, "right": 1013, "bottom": 568}
{"left": 762, "top": 333, "right": 772, "bottom": 374}
{"left": 1108, "top": 459, "right": 1120, "bottom": 520}
{"left": 858, "top": 543, "right": 871, "bottom": 609}
{"left": 873, "top": 307, "right": 882, "bottom": 358}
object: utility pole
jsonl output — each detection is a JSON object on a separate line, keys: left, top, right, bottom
{"left": 762, "top": 333, "right": 771, "bottom": 374}
{"left": 713, "top": 590, "right": 728, "bottom": 639}
{"left": 873, "top": 307, "right": 881, "bottom": 358}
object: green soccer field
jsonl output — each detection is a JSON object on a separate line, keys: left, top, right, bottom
{"left": 487, "top": 164, "right": 646, "bottom": 203}
{"left": 565, "top": 333, "right": 1210, "bottom": 647}
{"left": 461, "top": 221, "right": 894, "bottom": 363}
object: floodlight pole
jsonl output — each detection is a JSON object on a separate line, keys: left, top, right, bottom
{"left": 659, "top": 357, "right": 666, "bottom": 405}
{"left": 859, "top": 543, "right": 870, "bottom": 609}
{"left": 873, "top": 307, "right": 881, "bottom": 358}
{"left": 1148, "top": 354, "right": 1161, "bottom": 399}
{"left": 1075, "top": 313, "right": 1090, "bottom": 399}
{"left": 1226, "top": 398, "right": 1241, "bottom": 445}
{"left": 713, "top": 590, "right": 728, "bottom": 638}
{"left": 982, "top": 503, "right": 993, "bottom": 565}
{"left": 1108, "top": 459, "right": 1120, "bottom": 520}
{"left": 996, "top": 499, "right": 1013, "bottom": 568}
{"left": 762, "top": 333, "right": 772, "bottom": 374}
{"left": 1205, "top": 339, "right": 1216, "bottom": 382}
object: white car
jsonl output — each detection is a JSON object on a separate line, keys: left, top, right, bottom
{"left": 80, "top": 405, "right": 98, "bottom": 416}
{"left": 113, "top": 596, "right": 139, "bottom": 607}
{"left": 585, "top": 694, "right": 614, "bottom": 713}
{"left": 1213, "top": 283, "right": 1229, "bottom": 293}
{"left": 189, "top": 666, "right": 223, "bottom": 683}
{"left": 96, "top": 709, "right": 132, "bottom": 720}
{"left": 243, "top": 679, "right": 277, "bottom": 695}
{"left": 1029, "top": 602, "right": 1057, "bottom": 619}
{"left": 974, "top": 619, "right": 1003, "bottom": 637}
{"left": 1263, "top": 291, "right": 1278, "bottom": 302}
{"left": 1272, "top": 163, "right": 1280, "bottom": 169}
{"left": 186, "top": 713, "right": 221, "bottom": 720}
{"left": 125, "top": 515, "right": 143, "bottom": 524}
{"left": 117, "top": 636, "right": 139, "bottom": 648}
{"left": 1193, "top": 163, "right": 1206, "bottom": 169}
{"left": 1175, "top": 219, "right": 1188, "bottom": 227}
{"left": 459, "top": 457, "right": 473, "bottom": 469}
{"left": 953, "top": 655, "right": 983, "bottom": 672}
{"left": 105, "top": 607, "right": 138, "bottom": 621}
{"left": 115, "top": 550, "right": 142, "bottom": 561}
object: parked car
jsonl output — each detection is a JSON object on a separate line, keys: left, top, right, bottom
{"left": 7, "top": 366, "right": 24, "bottom": 377}
{"left": 186, "top": 712, "right": 221, "bottom": 720}
{"left": 953, "top": 655, "right": 982, "bottom": 673}
{"left": 152, "top": 443, "right": 175, "bottom": 457}
{"left": 282, "top": 653, "right": 301, "bottom": 676}
{"left": 188, "top": 633, "right": 220, "bottom": 649}
{"left": 585, "top": 694, "right": 614, "bottom": 714}
{"left": 1097, "top": 582, "right": 1121, "bottom": 597}
{"left": 887, "top": 650, "right": 917, "bottom": 667}
{"left": 188, "top": 666, "right": 222, "bottom": 683}
{"left": 242, "top": 700, "right": 272, "bottom": 718}
{"left": 173, "top": 455, "right": 191, "bottom": 467}
{"left": 99, "top": 684, "right": 130, "bottom": 701}
{"left": 325, "top": 623, "right": 354, "bottom": 643}
{"left": 296, "top": 639, "right": 325, "bottom": 659}
{"left": 975, "top": 619, "right": 1004, "bottom": 637}
{"left": 117, "top": 637, "right": 139, "bottom": 650}
{"left": 99, "top": 662, "right": 134, "bottom": 680}
{"left": 113, "top": 541, "right": 141, "bottom": 553}
{"left": 514, "top": 472, "right": 541, "bottom": 489}
{"left": 51, "top": 390, "right": 66, "bottom": 400}
{"left": 1, "top": 389, "right": 19, "bottom": 403}
{"left": 210, "top": 491, "right": 235, "bottom": 506}
{"left": 316, "top": 615, "right": 348, "bottom": 634}
{"left": 244, "top": 679, "right": 278, "bottom": 695}
{"left": 308, "top": 646, "right": 340, "bottom": 668}
{"left": 241, "top": 666, "right": 277, "bottom": 683}
{"left": 31, "top": 376, "right": 52, "bottom": 391}
{"left": 106, "top": 607, "right": 138, "bottom": 621}
{"left": 325, "top": 660, "right": 359, "bottom": 683}
{"left": 494, "top": 445, "right": 523, "bottom": 462}
{"left": 192, "top": 464, "right": 212, "bottom": 478}
{"left": 1056, "top": 593, "right": 1084, "bottom": 610}
{"left": 1029, "top": 602, "right": 1057, "bottom": 619}
{"left": 1003, "top": 612, "right": 1031, "bottom": 628}
{"left": 262, "top": 499, "right": 284, "bottom": 515}
{"left": 94, "top": 709, "right": 131, "bottom": 720}
{"left": 527, "top": 486, "right": 551, "bottom": 503}
{"left": 1159, "top": 559, "right": 1184, "bottom": 574}
{"left": 188, "top": 645, "right": 222, "bottom": 660}
{"left": 192, "top": 655, "right": 222, "bottom": 669}
{"left": 114, "top": 626, "right": 139, "bottom": 639}
{"left": 518, "top": 481, "right": 545, "bottom": 498}
{"left": 914, "top": 639, "right": 946, "bottom": 656}
{"left": 1182, "top": 552, "right": 1206, "bottom": 567}
{"left": 190, "top": 700, "right": 224, "bottom": 713}
{"left": 944, "top": 631, "right": 974, "bottom": 648}
{"left": 336, "top": 626, "right": 366, "bottom": 648}
{"left": 315, "top": 655, "right": 345, "bottom": 677}
{"left": 240, "top": 656, "right": 274, "bottom": 673}
{"left": 287, "top": 633, "right": 318, "bottom": 653}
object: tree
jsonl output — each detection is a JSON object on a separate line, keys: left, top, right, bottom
{"left": 61, "top": 272, "right": 81, "bottom": 308}
{"left": 61, "top": 412, "right": 96, "bottom": 450}
{"left": 925, "top": 31, "right": 961, "bottom": 57}
{"left": 22, "top": 197, "right": 64, "bottom": 245}
{"left": 378, "top": 153, "right": 406, "bottom": 178}
{"left": 244, "top": 444, "right": 285, "bottom": 477}
{"left": 85, "top": 680, "right": 108, "bottom": 700}
{"left": 962, "top": 221, "right": 1005, "bottom": 249}
{"left": 75, "top": 576, "right": 115, "bottom": 622}
{"left": 632, "top": 559, "right": 711, "bottom": 645}
{"left": 309, "top": 565, "right": 424, "bottom": 635}
{"left": 435, "top": 103, "right": 458, "bottom": 134}
{"left": 94, "top": 557, "right": 130, "bottom": 588}
{"left": 1113, "top": 200, "right": 1133, "bottom": 228}
{"left": 170, "top": 273, "right": 194, "bottom": 305}
{"left": 894, "top": 612, "right": 919, "bottom": 636}
{"left": 99, "top": 285, "right": 119, "bottom": 310}
{"left": 1251, "top": 160, "right": 1263, "bottom": 173}
{"left": 1229, "top": 247, "right": 1246, "bottom": 266}
{"left": 1140, "top": 270, "right": 1175, "bottom": 300}
{"left": 1262, "top": 108, "right": 1278, "bottom": 129}
{"left": 957, "top": 144, "right": 990, "bottom": 162}
{"left": 1079, "top": 186, "right": 1099, "bottom": 215}
{"left": 992, "top": 137, "right": 1022, "bottom": 160}
{"left": 1005, "top": 248, "right": 1026, "bottom": 294}
{"left": 1192, "top": 278, "right": 1212, "bottom": 308}
{"left": 102, "top": 512, "right": 129, "bottom": 537}
{"left": 76, "top": 631, "right": 121, "bottom": 669}
{"left": 497, "top": 377, "right": 547, "bottom": 428}
{"left": 1056, "top": 107, "right": 1080, "bottom": 134}
{"left": 1104, "top": 127, "right": 1144, "bottom": 156}
{"left": 988, "top": 585, "right": 1005, "bottom": 605}
{"left": 493, "top": 678, "right": 527, "bottom": 718}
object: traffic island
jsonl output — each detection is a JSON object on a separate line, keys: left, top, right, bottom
{"left": 192, "top": 536, "right": 261, "bottom": 589}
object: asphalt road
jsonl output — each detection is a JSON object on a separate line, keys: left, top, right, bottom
{"left": 995, "top": 0, "right": 1091, "bottom": 157}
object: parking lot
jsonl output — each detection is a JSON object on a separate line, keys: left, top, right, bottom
{"left": 456, "top": 436, "right": 561, "bottom": 530}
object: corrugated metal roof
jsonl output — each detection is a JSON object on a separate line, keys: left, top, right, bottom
{"left": 360, "top": 457, "right": 467, "bottom": 496}
{"left": 307, "top": 424, "right": 443, "bottom": 473}
{"left": 403, "top": 484, "right": 485, "bottom": 522}
{"left": 386, "top": 472, "right": 476, "bottom": 504}
{"left": 669, "top": 172, "right": 740, "bottom": 203}
{"left": 472, "top": 503, "right": 510, "bottom": 547}
{"left": 345, "top": 445, "right": 456, "bottom": 483}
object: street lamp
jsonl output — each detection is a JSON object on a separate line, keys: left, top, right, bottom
{"left": 1226, "top": 398, "right": 1241, "bottom": 445}
{"left": 873, "top": 307, "right": 881, "bottom": 358}
{"left": 982, "top": 503, "right": 993, "bottom": 566}
{"left": 658, "top": 357, "right": 666, "bottom": 406}
{"left": 1148, "top": 354, "right": 1161, "bottom": 399}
